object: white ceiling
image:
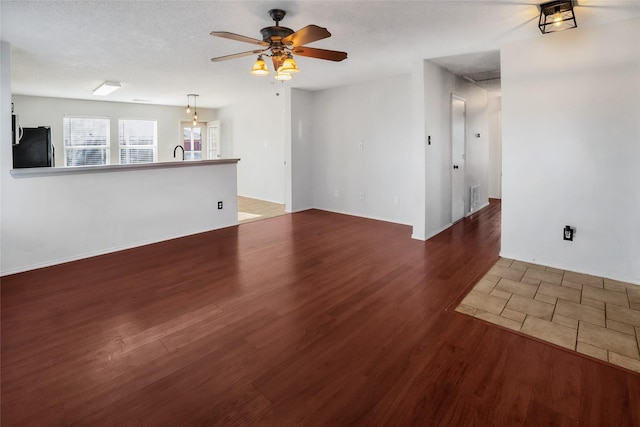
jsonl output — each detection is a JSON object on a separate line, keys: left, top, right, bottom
{"left": 2, "top": 1, "right": 638, "bottom": 108}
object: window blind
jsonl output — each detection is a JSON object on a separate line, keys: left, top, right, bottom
{"left": 119, "top": 119, "right": 157, "bottom": 164}
{"left": 63, "top": 117, "right": 110, "bottom": 166}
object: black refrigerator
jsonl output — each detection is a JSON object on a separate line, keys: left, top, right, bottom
{"left": 13, "top": 126, "right": 55, "bottom": 168}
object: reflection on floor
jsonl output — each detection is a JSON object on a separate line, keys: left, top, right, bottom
{"left": 456, "top": 258, "right": 640, "bottom": 373}
{"left": 238, "top": 196, "right": 287, "bottom": 224}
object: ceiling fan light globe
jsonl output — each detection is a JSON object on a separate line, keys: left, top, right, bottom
{"left": 275, "top": 70, "right": 293, "bottom": 81}
{"left": 279, "top": 56, "right": 299, "bottom": 73}
{"left": 251, "top": 57, "right": 270, "bottom": 76}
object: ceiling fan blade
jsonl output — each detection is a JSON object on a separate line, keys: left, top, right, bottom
{"left": 291, "top": 46, "right": 348, "bottom": 62}
{"left": 210, "top": 31, "right": 269, "bottom": 47}
{"left": 282, "top": 25, "right": 331, "bottom": 47}
{"left": 211, "top": 49, "right": 265, "bottom": 62}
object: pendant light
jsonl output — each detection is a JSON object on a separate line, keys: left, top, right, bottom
{"left": 186, "top": 94, "right": 199, "bottom": 125}
{"left": 538, "top": 0, "right": 577, "bottom": 34}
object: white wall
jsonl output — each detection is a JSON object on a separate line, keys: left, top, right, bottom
{"left": 311, "top": 74, "right": 415, "bottom": 226}
{"left": 288, "top": 88, "right": 314, "bottom": 212}
{"left": 488, "top": 95, "right": 502, "bottom": 199}
{"left": 423, "top": 60, "right": 490, "bottom": 239}
{"left": 12, "top": 95, "right": 217, "bottom": 165}
{"left": 217, "top": 89, "right": 286, "bottom": 204}
{"left": 501, "top": 18, "right": 640, "bottom": 284}
{"left": 1, "top": 43, "right": 239, "bottom": 276}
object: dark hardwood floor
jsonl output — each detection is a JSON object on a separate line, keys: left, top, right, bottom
{"left": 1, "top": 201, "right": 638, "bottom": 426}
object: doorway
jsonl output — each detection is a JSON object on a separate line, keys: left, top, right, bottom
{"left": 451, "top": 95, "right": 466, "bottom": 223}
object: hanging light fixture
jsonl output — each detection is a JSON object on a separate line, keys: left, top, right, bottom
{"left": 538, "top": 0, "right": 577, "bottom": 34}
{"left": 251, "top": 55, "right": 270, "bottom": 76}
{"left": 250, "top": 52, "right": 300, "bottom": 81}
{"left": 279, "top": 53, "right": 299, "bottom": 74}
{"left": 186, "top": 94, "right": 199, "bottom": 125}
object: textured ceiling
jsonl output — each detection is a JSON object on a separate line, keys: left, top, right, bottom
{"left": 2, "top": 1, "right": 639, "bottom": 108}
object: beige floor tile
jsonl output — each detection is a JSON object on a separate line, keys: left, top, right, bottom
{"left": 488, "top": 265, "right": 525, "bottom": 281}
{"left": 578, "top": 322, "right": 640, "bottom": 359}
{"left": 582, "top": 286, "right": 629, "bottom": 308}
{"left": 606, "top": 304, "right": 640, "bottom": 327}
{"left": 495, "top": 278, "right": 538, "bottom": 299}
{"left": 521, "top": 277, "right": 541, "bottom": 286}
{"left": 482, "top": 273, "right": 501, "bottom": 283}
{"left": 553, "top": 313, "right": 578, "bottom": 330}
{"left": 555, "top": 299, "right": 605, "bottom": 327}
{"left": 627, "top": 286, "right": 640, "bottom": 307}
{"left": 608, "top": 352, "right": 640, "bottom": 373}
{"left": 461, "top": 291, "right": 507, "bottom": 315}
{"left": 495, "top": 258, "right": 514, "bottom": 267}
{"left": 472, "top": 278, "right": 497, "bottom": 294}
{"left": 604, "top": 278, "right": 636, "bottom": 289}
{"left": 474, "top": 311, "right": 522, "bottom": 331}
{"left": 506, "top": 294, "right": 555, "bottom": 321}
{"left": 581, "top": 297, "right": 605, "bottom": 310}
{"left": 512, "top": 260, "right": 542, "bottom": 270}
{"left": 501, "top": 308, "right": 526, "bottom": 323}
{"left": 461, "top": 260, "right": 640, "bottom": 375}
{"left": 537, "top": 282, "right": 581, "bottom": 303}
{"left": 564, "top": 271, "right": 604, "bottom": 288}
{"left": 604, "top": 282, "right": 628, "bottom": 293}
{"left": 535, "top": 293, "right": 557, "bottom": 305}
{"left": 546, "top": 267, "right": 565, "bottom": 274}
{"left": 576, "top": 342, "right": 608, "bottom": 361}
{"left": 490, "top": 289, "right": 512, "bottom": 300}
{"left": 455, "top": 304, "right": 477, "bottom": 316}
{"left": 606, "top": 319, "right": 636, "bottom": 336}
{"left": 523, "top": 268, "right": 562, "bottom": 285}
{"left": 521, "top": 316, "right": 576, "bottom": 350}
{"left": 561, "top": 280, "right": 583, "bottom": 290}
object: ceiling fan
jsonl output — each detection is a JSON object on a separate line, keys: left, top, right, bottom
{"left": 210, "top": 9, "right": 347, "bottom": 80}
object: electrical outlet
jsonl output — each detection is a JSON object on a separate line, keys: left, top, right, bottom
{"left": 563, "top": 225, "right": 574, "bottom": 241}
{"left": 218, "top": 201, "right": 223, "bottom": 210}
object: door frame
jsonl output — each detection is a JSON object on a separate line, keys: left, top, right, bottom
{"left": 451, "top": 93, "right": 467, "bottom": 223}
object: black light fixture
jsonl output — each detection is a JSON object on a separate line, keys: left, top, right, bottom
{"left": 539, "top": 0, "right": 577, "bottom": 34}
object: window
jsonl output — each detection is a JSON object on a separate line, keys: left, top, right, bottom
{"left": 182, "top": 123, "right": 203, "bottom": 160}
{"left": 119, "top": 119, "right": 157, "bottom": 164}
{"left": 207, "top": 121, "right": 221, "bottom": 159}
{"left": 63, "top": 117, "right": 110, "bottom": 166}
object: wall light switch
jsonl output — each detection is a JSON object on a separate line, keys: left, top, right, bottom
{"left": 218, "top": 201, "right": 223, "bottom": 210}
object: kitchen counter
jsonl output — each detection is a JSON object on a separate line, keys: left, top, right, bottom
{"left": 10, "top": 158, "right": 240, "bottom": 178}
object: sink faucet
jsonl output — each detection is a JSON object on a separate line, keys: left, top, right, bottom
{"left": 173, "top": 145, "right": 184, "bottom": 160}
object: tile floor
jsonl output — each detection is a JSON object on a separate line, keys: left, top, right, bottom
{"left": 456, "top": 258, "right": 640, "bottom": 373}
{"left": 237, "top": 196, "right": 287, "bottom": 224}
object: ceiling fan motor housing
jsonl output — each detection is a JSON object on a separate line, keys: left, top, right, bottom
{"left": 260, "top": 26, "right": 294, "bottom": 43}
